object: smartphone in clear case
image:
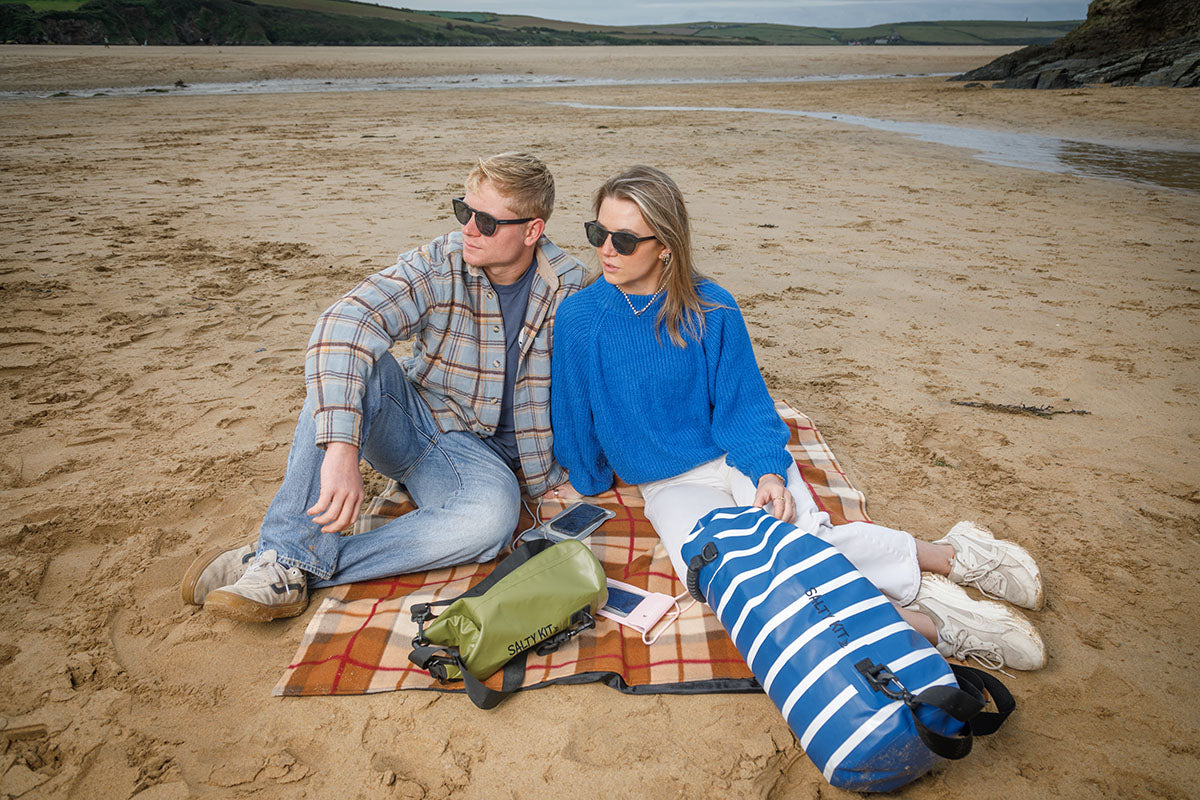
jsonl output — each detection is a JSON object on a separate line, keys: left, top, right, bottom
{"left": 597, "top": 579, "right": 678, "bottom": 633}
{"left": 541, "top": 501, "right": 614, "bottom": 542}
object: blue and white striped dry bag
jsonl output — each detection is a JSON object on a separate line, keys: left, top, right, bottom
{"left": 682, "top": 507, "right": 1014, "bottom": 793}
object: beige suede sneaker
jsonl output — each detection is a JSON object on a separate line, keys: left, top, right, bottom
{"left": 909, "top": 574, "right": 1046, "bottom": 671}
{"left": 936, "top": 521, "right": 1044, "bottom": 611}
{"left": 181, "top": 543, "right": 256, "bottom": 606}
{"left": 203, "top": 549, "right": 308, "bottom": 623}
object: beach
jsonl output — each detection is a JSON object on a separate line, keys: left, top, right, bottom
{"left": 1, "top": 44, "right": 1198, "bottom": 798}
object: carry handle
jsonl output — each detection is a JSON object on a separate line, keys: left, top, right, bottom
{"left": 458, "top": 537, "right": 555, "bottom": 600}
{"left": 685, "top": 542, "right": 719, "bottom": 603}
{"left": 855, "top": 660, "right": 1015, "bottom": 761}
{"left": 944, "top": 665, "right": 1015, "bottom": 736}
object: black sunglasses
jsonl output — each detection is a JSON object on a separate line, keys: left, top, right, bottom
{"left": 452, "top": 197, "right": 533, "bottom": 237}
{"left": 584, "top": 220, "right": 658, "bottom": 256}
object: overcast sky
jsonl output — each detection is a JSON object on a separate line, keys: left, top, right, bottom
{"left": 391, "top": 2, "right": 1090, "bottom": 28}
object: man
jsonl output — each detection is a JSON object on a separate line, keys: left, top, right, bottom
{"left": 181, "top": 152, "right": 585, "bottom": 622}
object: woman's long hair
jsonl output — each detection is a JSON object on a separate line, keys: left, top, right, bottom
{"left": 593, "top": 166, "right": 713, "bottom": 347}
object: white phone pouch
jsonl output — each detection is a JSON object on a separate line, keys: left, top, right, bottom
{"left": 597, "top": 580, "right": 697, "bottom": 645}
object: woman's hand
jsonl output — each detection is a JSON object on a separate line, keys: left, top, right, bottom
{"left": 753, "top": 473, "right": 795, "bottom": 524}
{"left": 548, "top": 480, "right": 583, "bottom": 503}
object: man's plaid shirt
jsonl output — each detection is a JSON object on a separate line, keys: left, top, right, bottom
{"left": 305, "top": 232, "right": 586, "bottom": 497}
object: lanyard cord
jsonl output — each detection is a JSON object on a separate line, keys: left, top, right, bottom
{"left": 641, "top": 590, "right": 699, "bottom": 646}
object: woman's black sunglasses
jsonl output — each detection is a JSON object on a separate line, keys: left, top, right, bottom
{"left": 584, "top": 220, "right": 658, "bottom": 256}
{"left": 452, "top": 197, "right": 533, "bottom": 236}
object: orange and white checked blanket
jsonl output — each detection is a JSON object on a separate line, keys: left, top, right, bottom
{"left": 273, "top": 401, "right": 870, "bottom": 697}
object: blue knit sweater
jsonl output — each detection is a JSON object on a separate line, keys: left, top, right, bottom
{"left": 551, "top": 278, "right": 792, "bottom": 495}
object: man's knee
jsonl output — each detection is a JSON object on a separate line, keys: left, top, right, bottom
{"left": 453, "top": 481, "right": 521, "bottom": 562}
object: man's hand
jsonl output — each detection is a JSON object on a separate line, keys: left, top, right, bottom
{"left": 752, "top": 473, "right": 795, "bottom": 524}
{"left": 307, "top": 442, "right": 363, "bottom": 533}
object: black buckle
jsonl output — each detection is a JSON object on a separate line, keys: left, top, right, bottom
{"left": 426, "top": 658, "right": 449, "bottom": 683}
{"left": 408, "top": 646, "right": 453, "bottom": 682}
{"left": 856, "top": 658, "right": 914, "bottom": 703}
{"left": 534, "top": 609, "right": 596, "bottom": 656}
{"left": 410, "top": 603, "right": 434, "bottom": 646}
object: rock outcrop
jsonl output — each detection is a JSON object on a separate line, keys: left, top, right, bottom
{"left": 951, "top": 0, "right": 1200, "bottom": 88}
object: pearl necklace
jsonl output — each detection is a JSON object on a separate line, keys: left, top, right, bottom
{"left": 618, "top": 276, "right": 668, "bottom": 317}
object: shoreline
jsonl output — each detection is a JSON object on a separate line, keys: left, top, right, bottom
{"left": 0, "top": 71, "right": 958, "bottom": 99}
{"left": 0, "top": 44, "right": 1014, "bottom": 91}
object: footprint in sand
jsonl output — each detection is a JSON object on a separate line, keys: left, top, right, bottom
{"left": 214, "top": 416, "right": 255, "bottom": 435}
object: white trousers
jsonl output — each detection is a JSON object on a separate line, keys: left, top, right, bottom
{"left": 639, "top": 456, "right": 921, "bottom": 606}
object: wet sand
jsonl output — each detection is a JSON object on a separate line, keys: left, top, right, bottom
{"left": 1, "top": 46, "right": 1198, "bottom": 798}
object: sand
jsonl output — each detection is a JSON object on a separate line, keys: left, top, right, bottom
{"left": 0, "top": 45, "right": 1197, "bottom": 799}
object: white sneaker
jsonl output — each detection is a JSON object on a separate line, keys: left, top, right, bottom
{"left": 910, "top": 574, "right": 1046, "bottom": 671}
{"left": 936, "top": 521, "right": 1044, "bottom": 610}
{"left": 203, "top": 549, "right": 308, "bottom": 622}
{"left": 181, "top": 543, "right": 256, "bottom": 606}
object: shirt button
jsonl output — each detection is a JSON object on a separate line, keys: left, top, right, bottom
{"left": 492, "top": 325, "right": 500, "bottom": 333}
{"left": 490, "top": 397, "right": 499, "bottom": 404}
{"left": 487, "top": 291, "right": 495, "bottom": 299}
{"left": 493, "top": 360, "right": 501, "bottom": 367}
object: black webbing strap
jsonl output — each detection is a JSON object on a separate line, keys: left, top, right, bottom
{"left": 408, "top": 609, "right": 595, "bottom": 710}
{"left": 408, "top": 646, "right": 528, "bottom": 710}
{"left": 410, "top": 538, "right": 556, "bottom": 644}
{"left": 945, "top": 665, "right": 1015, "bottom": 737}
{"left": 456, "top": 537, "right": 555, "bottom": 599}
{"left": 856, "top": 660, "right": 1016, "bottom": 761}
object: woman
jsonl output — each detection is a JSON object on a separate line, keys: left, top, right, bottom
{"left": 551, "top": 165, "right": 1046, "bottom": 670}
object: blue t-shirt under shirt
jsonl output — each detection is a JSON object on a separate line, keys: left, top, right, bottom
{"left": 481, "top": 255, "right": 537, "bottom": 470}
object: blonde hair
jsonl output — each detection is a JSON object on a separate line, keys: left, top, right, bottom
{"left": 466, "top": 152, "right": 555, "bottom": 222}
{"left": 593, "top": 165, "right": 712, "bottom": 347}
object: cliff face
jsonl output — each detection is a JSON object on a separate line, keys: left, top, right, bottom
{"left": 952, "top": 0, "right": 1200, "bottom": 88}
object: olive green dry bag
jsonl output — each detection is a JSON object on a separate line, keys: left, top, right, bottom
{"left": 408, "top": 537, "right": 607, "bottom": 708}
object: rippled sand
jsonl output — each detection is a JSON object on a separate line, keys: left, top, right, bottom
{"left": 1, "top": 45, "right": 1198, "bottom": 799}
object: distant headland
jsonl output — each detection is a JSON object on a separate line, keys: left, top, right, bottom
{"left": 0, "top": 0, "right": 1081, "bottom": 47}
{"left": 952, "top": 0, "right": 1200, "bottom": 88}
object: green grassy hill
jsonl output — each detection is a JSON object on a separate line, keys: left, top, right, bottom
{"left": 0, "top": 0, "right": 1082, "bottom": 46}
{"left": 417, "top": 8, "right": 1080, "bottom": 45}
{"left": 829, "top": 19, "right": 1082, "bottom": 45}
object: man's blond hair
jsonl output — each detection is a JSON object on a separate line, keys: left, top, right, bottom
{"left": 465, "top": 152, "right": 555, "bottom": 222}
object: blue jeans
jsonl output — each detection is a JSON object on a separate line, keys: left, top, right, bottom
{"left": 257, "top": 353, "right": 520, "bottom": 588}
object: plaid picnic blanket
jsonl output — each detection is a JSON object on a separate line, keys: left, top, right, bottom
{"left": 273, "top": 401, "right": 871, "bottom": 697}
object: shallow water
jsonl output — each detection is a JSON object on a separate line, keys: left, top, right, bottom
{"left": 0, "top": 71, "right": 950, "bottom": 100}
{"left": 10, "top": 72, "right": 1196, "bottom": 194}
{"left": 557, "top": 102, "right": 1200, "bottom": 194}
